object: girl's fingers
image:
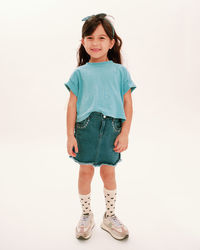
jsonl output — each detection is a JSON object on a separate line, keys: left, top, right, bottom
{"left": 114, "top": 145, "right": 124, "bottom": 152}
{"left": 70, "top": 146, "right": 76, "bottom": 157}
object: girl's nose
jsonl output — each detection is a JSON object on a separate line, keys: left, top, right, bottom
{"left": 92, "top": 41, "right": 98, "bottom": 45}
{"left": 92, "top": 39, "right": 100, "bottom": 44}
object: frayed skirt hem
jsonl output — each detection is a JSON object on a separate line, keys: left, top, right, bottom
{"left": 69, "top": 156, "right": 122, "bottom": 167}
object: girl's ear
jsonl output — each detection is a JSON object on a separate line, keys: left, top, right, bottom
{"left": 110, "top": 39, "right": 115, "bottom": 49}
{"left": 81, "top": 38, "right": 85, "bottom": 46}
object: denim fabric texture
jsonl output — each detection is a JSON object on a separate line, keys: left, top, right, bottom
{"left": 69, "top": 111, "right": 123, "bottom": 167}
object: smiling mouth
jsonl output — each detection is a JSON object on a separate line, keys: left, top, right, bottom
{"left": 91, "top": 49, "right": 101, "bottom": 52}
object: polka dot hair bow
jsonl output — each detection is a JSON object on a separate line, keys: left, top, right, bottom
{"left": 81, "top": 13, "right": 115, "bottom": 38}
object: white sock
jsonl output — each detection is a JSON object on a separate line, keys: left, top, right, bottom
{"left": 103, "top": 187, "right": 117, "bottom": 217}
{"left": 79, "top": 192, "right": 92, "bottom": 215}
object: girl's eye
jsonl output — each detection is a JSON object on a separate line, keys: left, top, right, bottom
{"left": 86, "top": 37, "right": 105, "bottom": 40}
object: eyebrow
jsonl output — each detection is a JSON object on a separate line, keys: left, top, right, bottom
{"left": 87, "top": 34, "right": 107, "bottom": 37}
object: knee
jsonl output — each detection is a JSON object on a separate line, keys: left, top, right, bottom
{"left": 79, "top": 165, "right": 94, "bottom": 180}
{"left": 100, "top": 166, "right": 115, "bottom": 182}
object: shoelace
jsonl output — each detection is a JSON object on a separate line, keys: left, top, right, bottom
{"left": 79, "top": 214, "right": 90, "bottom": 226}
{"left": 110, "top": 215, "right": 123, "bottom": 227}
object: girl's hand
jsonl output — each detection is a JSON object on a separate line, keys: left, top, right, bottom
{"left": 67, "top": 135, "right": 78, "bottom": 157}
{"left": 113, "top": 133, "right": 128, "bottom": 153}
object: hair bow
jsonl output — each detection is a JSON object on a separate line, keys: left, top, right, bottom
{"left": 81, "top": 13, "right": 115, "bottom": 38}
{"left": 81, "top": 15, "right": 94, "bottom": 21}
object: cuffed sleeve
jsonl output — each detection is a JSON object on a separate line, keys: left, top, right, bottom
{"left": 64, "top": 70, "right": 79, "bottom": 97}
{"left": 122, "top": 67, "right": 137, "bottom": 96}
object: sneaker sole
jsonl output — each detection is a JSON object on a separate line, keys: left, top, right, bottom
{"left": 100, "top": 222, "right": 129, "bottom": 240}
{"left": 76, "top": 222, "right": 95, "bottom": 240}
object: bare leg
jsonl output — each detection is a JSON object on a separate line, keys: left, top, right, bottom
{"left": 100, "top": 165, "right": 116, "bottom": 190}
{"left": 78, "top": 165, "right": 95, "bottom": 194}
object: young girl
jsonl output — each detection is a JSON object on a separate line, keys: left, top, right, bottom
{"left": 64, "top": 13, "right": 137, "bottom": 240}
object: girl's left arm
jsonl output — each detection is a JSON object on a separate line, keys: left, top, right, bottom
{"left": 121, "top": 89, "right": 133, "bottom": 136}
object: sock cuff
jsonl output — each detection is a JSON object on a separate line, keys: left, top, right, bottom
{"left": 104, "top": 187, "right": 117, "bottom": 194}
{"left": 79, "top": 192, "right": 91, "bottom": 198}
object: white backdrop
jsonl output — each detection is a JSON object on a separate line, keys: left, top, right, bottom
{"left": 0, "top": 0, "right": 200, "bottom": 249}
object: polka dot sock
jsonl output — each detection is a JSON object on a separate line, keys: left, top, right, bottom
{"left": 79, "top": 192, "right": 92, "bottom": 215}
{"left": 103, "top": 187, "right": 117, "bottom": 217}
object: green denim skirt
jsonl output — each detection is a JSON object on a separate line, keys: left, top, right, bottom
{"left": 69, "top": 111, "right": 123, "bottom": 167}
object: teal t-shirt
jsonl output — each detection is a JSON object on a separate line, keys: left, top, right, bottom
{"left": 64, "top": 60, "right": 137, "bottom": 123}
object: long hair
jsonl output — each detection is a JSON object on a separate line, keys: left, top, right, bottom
{"left": 76, "top": 14, "right": 123, "bottom": 67}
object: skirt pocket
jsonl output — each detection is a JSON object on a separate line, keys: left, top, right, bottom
{"left": 75, "top": 116, "right": 90, "bottom": 129}
{"left": 112, "top": 119, "right": 122, "bottom": 133}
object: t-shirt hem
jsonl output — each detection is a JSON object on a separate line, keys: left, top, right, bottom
{"left": 76, "top": 110, "right": 126, "bottom": 122}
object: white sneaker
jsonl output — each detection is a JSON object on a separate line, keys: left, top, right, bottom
{"left": 100, "top": 212, "right": 129, "bottom": 240}
{"left": 76, "top": 212, "right": 95, "bottom": 239}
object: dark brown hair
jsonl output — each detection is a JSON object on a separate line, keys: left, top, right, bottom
{"left": 76, "top": 14, "right": 123, "bottom": 67}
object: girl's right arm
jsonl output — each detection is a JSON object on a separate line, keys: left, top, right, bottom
{"left": 66, "top": 91, "right": 78, "bottom": 157}
{"left": 66, "top": 90, "right": 77, "bottom": 137}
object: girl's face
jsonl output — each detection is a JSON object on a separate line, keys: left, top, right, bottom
{"left": 81, "top": 24, "right": 115, "bottom": 63}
